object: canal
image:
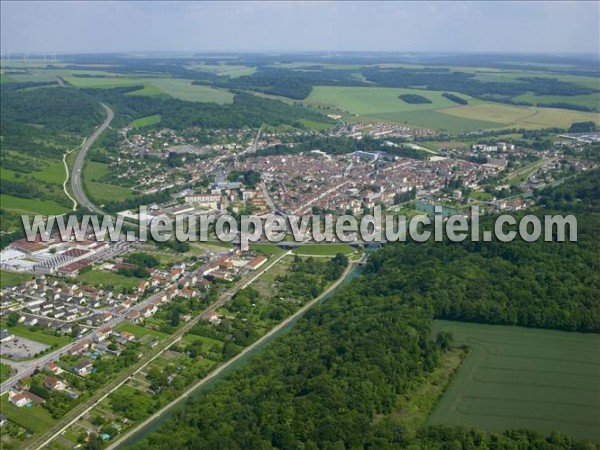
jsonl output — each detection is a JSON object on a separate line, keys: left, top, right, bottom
{"left": 119, "top": 263, "right": 365, "bottom": 448}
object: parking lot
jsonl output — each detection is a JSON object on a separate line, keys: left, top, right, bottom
{"left": 1, "top": 336, "right": 49, "bottom": 360}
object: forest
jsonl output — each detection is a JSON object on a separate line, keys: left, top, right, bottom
{"left": 441, "top": 92, "right": 469, "bottom": 105}
{"left": 83, "top": 87, "right": 331, "bottom": 130}
{"left": 398, "top": 94, "right": 432, "bottom": 104}
{"left": 128, "top": 172, "right": 600, "bottom": 449}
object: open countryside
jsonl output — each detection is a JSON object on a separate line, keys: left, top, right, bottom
{"left": 429, "top": 321, "right": 600, "bottom": 441}
{"left": 1, "top": 2, "right": 599, "bottom": 448}
{"left": 304, "top": 86, "right": 600, "bottom": 132}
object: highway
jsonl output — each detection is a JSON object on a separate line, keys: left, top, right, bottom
{"left": 71, "top": 103, "right": 114, "bottom": 214}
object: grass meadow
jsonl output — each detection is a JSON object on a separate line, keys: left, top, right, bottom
{"left": 428, "top": 320, "right": 600, "bottom": 441}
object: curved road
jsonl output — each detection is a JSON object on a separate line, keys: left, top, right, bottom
{"left": 71, "top": 103, "right": 114, "bottom": 213}
{"left": 0, "top": 104, "right": 114, "bottom": 395}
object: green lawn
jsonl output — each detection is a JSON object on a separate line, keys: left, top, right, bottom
{"left": 292, "top": 244, "right": 356, "bottom": 256}
{"left": 0, "top": 270, "right": 34, "bottom": 288}
{"left": 78, "top": 269, "right": 140, "bottom": 291}
{"left": 469, "top": 191, "right": 493, "bottom": 201}
{"left": 0, "top": 363, "right": 13, "bottom": 382}
{"left": 0, "top": 323, "right": 71, "bottom": 347}
{"left": 117, "top": 323, "right": 167, "bottom": 340}
{"left": 183, "top": 332, "right": 224, "bottom": 350}
{"left": 0, "top": 394, "right": 57, "bottom": 433}
{"left": 131, "top": 114, "right": 162, "bottom": 129}
{"left": 249, "top": 243, "right": 286, "bottom": 256}
{"left": 428, "top": 320, "right": 600, "bottom": 441}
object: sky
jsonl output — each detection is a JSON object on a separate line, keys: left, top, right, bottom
{"left": 1, "top": 1, "right": 599, "bottom": 55}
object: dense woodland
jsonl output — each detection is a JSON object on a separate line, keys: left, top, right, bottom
{"left": 83, "top": 87, "right": 331, "bottom": 129}
{"left": 128, "top": 173, "right": 600, "bottom": 449}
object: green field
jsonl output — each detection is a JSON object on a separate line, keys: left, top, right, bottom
{"left": 2, "top": 323, "right": 72, "bottom": 347}
{"left": 249, "top": 243, "right": 286, "bottom": 256}
{"left": 0, "top": 363, "right": 13, "bottom": 382}
{"left": 144, "top": 79, "right": 234, "bottom": 103}
{"left": 428, "top": 321, "right": 600, "bottom": 440}
{"left": 117, "top": 323, "right": 167, "bottom": 340}
{"left": 182, "top": 332, "right": 224, "bottom": 350}
{"left": 303, "top": 86, "right": 600, "bottom": 132}
{"left": 83, "top": 161, "right": 134, "bottom": 204}
{"left": 131, "top": 114, "right": 162, "bottom": 129}
{"left": 442, "top": 102, "right": 600, "bottom": 130}
{"left": 292, "top": 243, "right": 356, "bottom": 256}
{"left": 513, "top": 92, "right": 600, "bottom": 110}
{"left": 186, "top": 63, "right": 256, "bottom": 78}
{"left": 0, "top": 394, "right": 57, "bottom": 433}
{"left": 64, "top": 75, "right": 147, "bottom": 89}
{"left": 0, "top": 194, "right": 69, "bottom": 215}
{"left": 0, "top": 270, "right": 33, "bottom": 288}
{"left": 0, "top": 159, "right": 65, "bottom": 185}
{"left": 78, "top": 269, "right": 140, "bottom": 291}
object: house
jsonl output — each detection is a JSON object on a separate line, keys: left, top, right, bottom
{"left": 44, "top": 376, "right": 66, "bottom": 391}
{"left": 116, "top": 331, "right": 136, "bottom": 344}
{"left": 9, "top": 392, "right": 30, "bottom": 407}
{"left": 0, "top": 329, "right": 14, "bottom": 343}
{"left": 247, "top": 255, "right": 267, "bottom": 271}
{"left": 140, "top": 303, "right": 158, "bottom": 318}
{"left": 72, "top": 361, "right": 93, "bottom": 377}
{"left": 208, "top": 314, "right": 222, "bottom": 325}
{"left": 0, "top": 414, "right": 7, "bottom": 426}
{"left": 127, "top": 310, "right": 141, "bottom": 323}
{"left": 8, "top": 391, "right": 44, "bottom": 407}
{"left": 69, "top": 340, "right": 91, "bottom": 356}
{"left": 93, "top": 328, "right": 112, "bottom": 343}
{"left": 44, "top": 362, "right": 60, "bottom": 374}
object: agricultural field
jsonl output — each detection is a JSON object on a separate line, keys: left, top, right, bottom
{"left": 0, "top": 194, "right": 69, "bottom": 215}
{"left": 512, "top": 92, "right": 600, "bottom": 110}
{"left": 428, "top": 320, "right": 600, "bottom": 441}
{"left": 186, "top": 62, "right": 256, "bottom": 78}
{"left": 131, "top": 114, "right": 162, "bottom": 129}
{"left": 83, "top": 161, "right": 135, "bottom": 204}
{"left": 442, "top": 103, "right": 600, "bottom": 129}
{"left": 63, "top": 75, "right": 150, "bottom": 89}
{"left": 141, "top": 78, "right": 234, "bottom": 103}
{"left": 303, "top": 86, "right": 600, "bottom": 132}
